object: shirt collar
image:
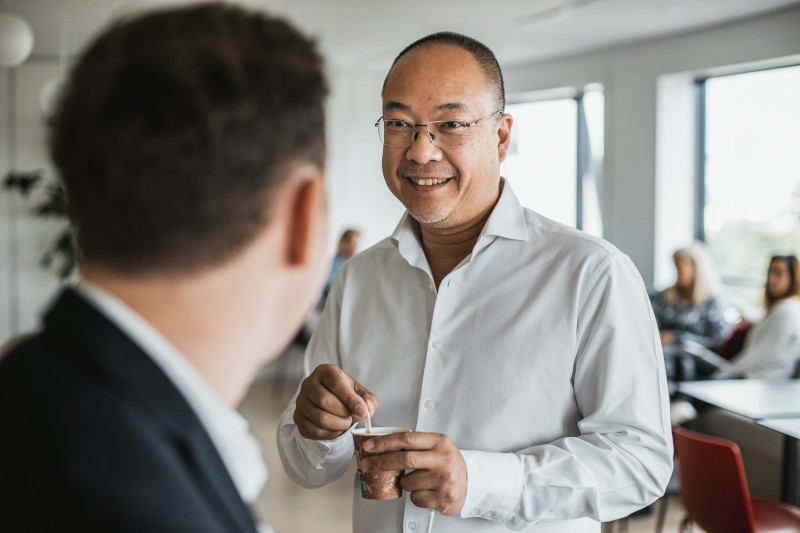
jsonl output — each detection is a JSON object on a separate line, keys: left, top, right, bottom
{"left": 76, "top": 280, "right": 267, "bottom": 503}
{"left": 480, "top": 178, "right": 529, "bottom": 242}
{"left": 390, "top": 177, "right": 529, "bottom": 265}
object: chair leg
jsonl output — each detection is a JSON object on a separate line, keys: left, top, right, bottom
{"left": 654, "top": 496, "right": 668, "bottom": 533}
{"left": 601, "top": 518, "right": 629, "bottom": 533}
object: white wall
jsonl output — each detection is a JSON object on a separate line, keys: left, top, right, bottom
{"left": 1, "top": 63, "right": 63, "bottom": 342}
{"left": 325, "top": 69, "right": 404, "bottom": 252}
{"left": 654, "top": 72, "right": 697, "bottom": 289}
{"left": 503, "top": 4, "right": 800, "bottom": 287}
{"left": 1, "top": 68, "right": 11, "bottom": 339}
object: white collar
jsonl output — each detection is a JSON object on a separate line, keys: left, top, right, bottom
{"left": 390, "top": 177, "right": 529, "bottom": 266}
{"left": 76, "top": 280, "right": 267, "bottom": 503}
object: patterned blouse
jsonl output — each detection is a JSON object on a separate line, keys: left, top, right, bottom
{"left": 649, "top": 290, "right": 733, "bottom": 348}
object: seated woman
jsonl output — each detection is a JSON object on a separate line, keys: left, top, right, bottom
{"left": 651, "top": 241, "right": 734, "bottom": 340}
{"left": 714, "top": 255, "right": 800, "bottom": 379}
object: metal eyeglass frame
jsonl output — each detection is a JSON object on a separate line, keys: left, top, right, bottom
{"left": 375, "top": 109, "right": 503, "bottom": 148}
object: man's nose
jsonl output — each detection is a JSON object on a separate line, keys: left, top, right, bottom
{"left": 406, "top": 126, "right": 442, "bottom": 163}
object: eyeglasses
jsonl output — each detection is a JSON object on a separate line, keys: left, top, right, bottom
{"left": 375, "top": 110, "right": 503, "bottom": 148}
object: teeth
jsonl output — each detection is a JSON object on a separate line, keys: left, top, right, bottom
{"left": 413, "top": 178, "right": 449, "bottom": 186}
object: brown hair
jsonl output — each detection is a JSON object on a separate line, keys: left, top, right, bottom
{"left": 49, "top": 2, "right": 327, "bottom": 275}
{"left": 336, "top": 229, "right": 360, "bottom": 256}
{"left": 765, "top": 255, "right": 800, "bottom": 307}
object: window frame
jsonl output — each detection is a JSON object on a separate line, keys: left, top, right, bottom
{"left": 505, "top": 85, "right": 604, "bottom": 233}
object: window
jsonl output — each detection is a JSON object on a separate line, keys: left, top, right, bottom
{"left": 503, "top": 85, "right": 604, "bottom": 235}
{"left": 700, "top": 65, "right": 800, "bottom": 313}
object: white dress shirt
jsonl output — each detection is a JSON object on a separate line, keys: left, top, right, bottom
{"left": 77, "top": 282, "right": 268, "bottom": 506}
{"left": 277, "top": 181, "right": 673, "bottom": 532}
{"left": 715, "top": 297, "right": 800, "bottom": 379}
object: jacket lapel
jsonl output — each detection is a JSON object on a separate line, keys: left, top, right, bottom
{"left": 43, "top": 288, "right": 259, "bottom": 533}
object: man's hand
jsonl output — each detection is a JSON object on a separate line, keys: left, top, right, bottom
{"left": 359, "top": 431, "right": 467, "bottom": 515}
{"left": 293, "top": 364, "right": 379, "bottom": 440}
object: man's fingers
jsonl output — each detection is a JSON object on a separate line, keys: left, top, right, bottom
{"left": 293, "top": 412, "right": 350, "bottom": 441}
{"left": 360, "top": 450, "right": 431, "bottom": 472}
{"left": 295, "top": 397, "right": 354, "bottom": 434}
{"left": 362, "top": 430, "right": 438, "bottom": 454}
{"left": 320, "top": 365, "right": 374, "bottom": 418}
{"left": 402, "top": 469, "right": 466, "bottom": 516}
{"left": 408, "top": 489, "right": 437, "bottom": 510}
{"left": 304, "top": 379, "right": 352, "bottom": 418}
{"left": 352, "top": 381, "right": 380, "bottom": 417}
{"left": 356, "top": 431, "right": 468, "bottom": 516}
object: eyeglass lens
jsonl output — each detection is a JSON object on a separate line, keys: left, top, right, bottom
{"left": 379, "top": 121, "right": 468, "bottom": 149}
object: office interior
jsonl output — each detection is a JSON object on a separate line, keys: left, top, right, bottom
{"left": 2, "top": 1, "right": 800, "bottom": 531}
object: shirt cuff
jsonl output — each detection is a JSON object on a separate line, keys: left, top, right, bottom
{"left": 295, "top": 427, "right": 355, "bottom": 483}
{"left": 460, "top": 450, "right": 523, "bottom": 522}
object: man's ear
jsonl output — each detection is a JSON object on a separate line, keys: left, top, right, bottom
{"left": 496, "top": 113, "right": 513, "bottom": 163}
{"left": 285, "top": 166, "right": 326, "bottom": 267}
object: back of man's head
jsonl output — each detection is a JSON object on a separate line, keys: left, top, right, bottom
{"left": 49, "top": 2, "right": 328, "bottom": 275}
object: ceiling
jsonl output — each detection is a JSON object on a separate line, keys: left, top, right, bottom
{"left": 5, "top": 0, "right": 800, "bottom": 73}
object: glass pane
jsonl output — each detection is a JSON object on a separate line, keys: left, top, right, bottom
{"left": 504, "top": 98, "right": 577, "bottom": 227}
{"left": 704, "top": 65, "right": 800, "bottom": 315}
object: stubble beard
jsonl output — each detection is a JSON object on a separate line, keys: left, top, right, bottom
{"left": 409, "top": 209, "right": 452, "bottom": 228}
{"left": 397, "top": 164, "right": 459, "bottom": 229}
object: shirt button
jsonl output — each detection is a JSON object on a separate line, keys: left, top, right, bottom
{"left": 431, "top": 340, "right": 441, "bottom": 350}
{"left": 423, "top": 399, "right": 435, "bottom": 410}
{"left": 407, "top": 521, "right": 417, "bottom": 530}
{"left": 483, "top": 511, "right": 495, "bottom": 519}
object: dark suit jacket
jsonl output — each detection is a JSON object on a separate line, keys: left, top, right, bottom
{"left": 0, "top": 289, "right": 260, "bottom": 532}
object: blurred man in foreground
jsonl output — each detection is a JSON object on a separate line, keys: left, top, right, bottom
{"left": 0, "top": 3, "right": 329, "bottom": 531}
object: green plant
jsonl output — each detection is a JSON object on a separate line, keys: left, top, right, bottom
{"left": 3, "top": 170, "right": 78, "bottom": 280}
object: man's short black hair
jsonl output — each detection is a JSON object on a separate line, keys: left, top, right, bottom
{"left": 381, "top": 31, "right": 505, "bottom": 111}
{"left": 49, "top": 2, "right": 328, "bottom": 274}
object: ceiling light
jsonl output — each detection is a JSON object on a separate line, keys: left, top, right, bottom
{"left": 0, "top": 12, "right": 34, "bottom": 67}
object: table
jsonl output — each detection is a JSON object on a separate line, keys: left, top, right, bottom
{"left": 677, "top": 380, "right": 800, "bottom": 504}
{"left": 678, "top": 379, "right": 800, "bottom": 419}
{"left": 758, "top": 418, "right": 800, "bottom": 505}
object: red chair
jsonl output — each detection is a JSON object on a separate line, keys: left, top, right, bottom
{"left": 673, "top": 426, "right": 800, "bottom": 532}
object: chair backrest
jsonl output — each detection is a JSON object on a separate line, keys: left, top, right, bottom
{"left": 673, "top": 426, "right": 757, "bottom": 533}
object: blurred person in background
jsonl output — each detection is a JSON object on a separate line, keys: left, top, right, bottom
{"left": 650, "top": 241, "right": 735, "bottom": 351}
{"left": 293, "top": 228, "right": 362, "bottom": 347}
{"left": 714, "top": 255, "right": 800, "bottom": 379}
{"left": 321, "top": 228, "right": 361, "bottom": 304}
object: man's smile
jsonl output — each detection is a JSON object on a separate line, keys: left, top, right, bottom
{"left": 406, "top": 177, "right": 452, "bottom": 186}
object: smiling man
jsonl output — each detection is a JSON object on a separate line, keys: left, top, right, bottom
{"left": 278, "top": 32, "right": 673, "bottom": 532}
